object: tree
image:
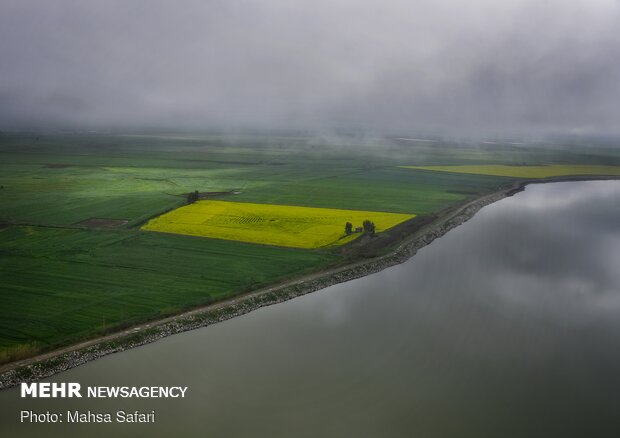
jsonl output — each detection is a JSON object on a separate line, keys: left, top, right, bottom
{"left": 187, "top": 190, "right": 199, "bottom": 204}
{"left": 362, "top": 220, "right": 376, "bottom": 236}
{"left": 345, "top": 222, "right": 353, "bottom": 235}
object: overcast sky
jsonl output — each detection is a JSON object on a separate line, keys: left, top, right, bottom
{"left": 1, "top": 0, "right": 620, "bottom": 134}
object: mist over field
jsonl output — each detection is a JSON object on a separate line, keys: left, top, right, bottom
{"left": 1, "top": 0, "right": 620, "bottom": 134}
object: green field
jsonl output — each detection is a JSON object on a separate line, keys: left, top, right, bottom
{"left": 0, "top": 226, "right": 337, "bottom": 360}
{"left": 0, "top": 141, "right": 509, "bottom": 227}
{"left": 1, "top": 132, "right": 619, "bottom": 361}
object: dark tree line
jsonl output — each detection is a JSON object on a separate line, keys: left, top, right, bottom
{"left": 187, "top": 190, "right": 200, "bottom": 204}
{"left": 363, "top": 220, "right": 376, "bottom": 236}
{"left": 344, "top": 220, "right": 375, "bottom": 236}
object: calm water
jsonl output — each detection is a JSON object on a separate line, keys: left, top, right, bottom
{"left": 1, "top": 180, "right": 620, "bottom": 437}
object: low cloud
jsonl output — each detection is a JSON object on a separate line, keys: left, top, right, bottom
{"left": 1, "top": 0, "right": 620, "bottom": 134}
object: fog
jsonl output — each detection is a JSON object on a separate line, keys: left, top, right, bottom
{"left": 1, "top": 0, "right": 620, "bottom": 134}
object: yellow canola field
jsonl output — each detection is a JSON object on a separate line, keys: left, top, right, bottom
{"left": 400, "top": 164, "right": 620, "bottom": 178}
{"left": 142, "top": 200, "right": 415, "bottom": 249}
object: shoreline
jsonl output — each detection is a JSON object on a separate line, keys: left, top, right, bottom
{"left": 1, "top": 175, "right": 618, "bottom": 389}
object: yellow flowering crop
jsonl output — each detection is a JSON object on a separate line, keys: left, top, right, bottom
{"left": 142, "top": 200, "right": 414, "bottom": 249}
{"left": 400, "top": 164, "right": 620, "bottom": 179}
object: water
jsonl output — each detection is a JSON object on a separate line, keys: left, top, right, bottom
{"left": 1, "top": 180, "right": 620, "bottom": 437}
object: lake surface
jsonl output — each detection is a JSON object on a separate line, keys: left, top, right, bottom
{"left": 2, "top": 180, "right": 620, "bottom": 437}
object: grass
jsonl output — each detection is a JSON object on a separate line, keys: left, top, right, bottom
{"left": 0, "top": 226, "right": 338, "bottom": 356}
{"left": 142, "top": 200, "right": 415, "bottom": 248}
{"left": 400, "top": 164, "right": 620, "bottom": 178}
{"left": 2, "top": 132, "right": 620, "bottom": 360}
{"left": 1, "top": 133, "right": 507, "bottom": 357}
{"left": 0, "top": 133, "right": 532, "bottom": 227}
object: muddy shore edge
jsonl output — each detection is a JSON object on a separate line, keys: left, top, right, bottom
{"left": 1, "top": 176, "right": 616, "bottom": 389}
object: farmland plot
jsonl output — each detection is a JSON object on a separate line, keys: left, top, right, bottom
{"left": 400, "top": 164, "right": 620, "bottom": 179}
{"left": 142, "top": 200, "right": 415, "bottom": 248}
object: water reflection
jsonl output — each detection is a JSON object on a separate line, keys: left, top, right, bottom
{"left": 1, "top": 180, "right": 619, "bottom": 437}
